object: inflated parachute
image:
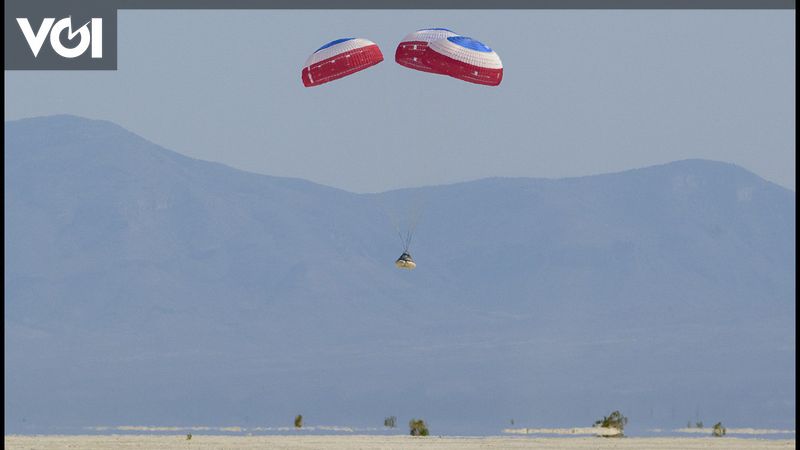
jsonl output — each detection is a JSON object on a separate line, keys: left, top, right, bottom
{"left": 301, "top": 38, "right": 383, "bottom": 87}
{"left": 422, "top": 36, "right": 503, "bottom": 86}
{"left": 395, "top": 28, "right": 459, "bottom": 74}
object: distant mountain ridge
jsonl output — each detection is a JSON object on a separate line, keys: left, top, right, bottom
{"left": 5, "top": 115, "right": 795, "bottom": 434}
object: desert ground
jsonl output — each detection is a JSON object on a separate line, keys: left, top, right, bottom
{"left": 4, "top": 435, "right": 796, "bottom": 449}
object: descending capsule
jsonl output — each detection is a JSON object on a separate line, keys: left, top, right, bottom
{"left": 395, "top": 28, "right": 459, "bottom": 74}
{"left": 422, "top": 36, "right": 503, "bottom": 86}
{"left": 395, "top": 252, "right": 416, "bottom": 270}
{"left": 301, "top": 38, "right": 384, "bottom": 87}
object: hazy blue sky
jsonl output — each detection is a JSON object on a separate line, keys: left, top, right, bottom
{"left": 4, "top": 10, "right": 795, "bottom": 192}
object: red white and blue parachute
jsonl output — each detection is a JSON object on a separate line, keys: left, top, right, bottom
{"left": 395, "top": 28, "right": 459, "bottom": 74}
{"left": 301, "top": 38, "right": 384, "bottom": 87}
{"left": 422, "top": 36, "right": 503, "bottom": 86}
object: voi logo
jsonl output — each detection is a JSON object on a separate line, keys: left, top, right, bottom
{"left": 16, "top": 17, "right": 102, "bottom": 59}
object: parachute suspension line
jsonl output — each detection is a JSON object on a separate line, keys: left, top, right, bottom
{"left": 380, "top": 198, "right": 408, "bottom": 252}
{"left": 403, "top": 229, "right": 413, "bottom": 252}
{"left": 398, "top": 230, "right": 408, "bottom": 251}
{"left": 403, "top": 227, "right": 414, "bottom": 252}
{"left": 394, "top": 215, "right": 409, "bottom": 252}
{"left": 380, "top": 193, "right": 423, "bottom": 254}
{"left": 402, "top": 193, "right": 424, "bottom": 253}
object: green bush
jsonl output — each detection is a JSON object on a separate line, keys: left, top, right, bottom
{"left": 294, "top": 414, "right": 303, "bottom": 429}
{"left": 593, "top": 410, "right": 628, "bottom": 437}
{"left": 712, "top": 422, "right": 726, "bottom": 437}
{"left": 409, "top": 418, "right": 429, "bottom": 436}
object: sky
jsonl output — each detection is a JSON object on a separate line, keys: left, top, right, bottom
{"left": 4, "top": 10, "right": 796, "bottom": 193}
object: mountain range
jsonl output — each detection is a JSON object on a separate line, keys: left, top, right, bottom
{"left": 4, "top": 115, "right": 795, "bottom": 434}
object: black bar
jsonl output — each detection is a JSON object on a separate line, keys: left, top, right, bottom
{"left": 115, "top": 0, "right": 795, "bottom": 8}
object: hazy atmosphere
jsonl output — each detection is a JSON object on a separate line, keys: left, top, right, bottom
{"left": 5, "top": 115, "right": 795, "bottom": 435}
{"left": 4, "top": 7, "right": 795, "bottom": 447}
{"left": 3, "top": 10, "right": 796, "bottom": 192}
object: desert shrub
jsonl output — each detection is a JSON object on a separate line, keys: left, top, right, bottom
{"left": 712, "top": 422, "right": 726, "bottom": 437}
{"left": 186, "top": 433, "right": 192, "bottom": 440}
{"left": 294, "top": 414, "right": 303, "bottom": 429}
{"left": 593, "top": 410, "right": 628, "bottom": 437}
{"left": 409, "top": 418, "right": 429, "bottom": 436}
{"left": 384, "top": 416, "right": 397, "bottom": 428}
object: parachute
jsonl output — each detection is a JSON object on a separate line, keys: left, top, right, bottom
{"left": 422, "top": 36, "right": 503, "bottom": 86}
{"left": 395, "top": 28, "right": 459, "bottom": 74}
{"left": 301, "top": 38, "right": 384, "bottom": 87}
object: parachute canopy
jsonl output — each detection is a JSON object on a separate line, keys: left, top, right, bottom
{"left": 302, "top": 37, "right": 384, "bottom": 87}
{"left": 395, "top": 28, "right": 459, "bottom": 74}
{"left": 395, "top": 252, "right": 416, "bottom": 270}
{"left": 422, "top": 36, "right": 503, "bottom": 86}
